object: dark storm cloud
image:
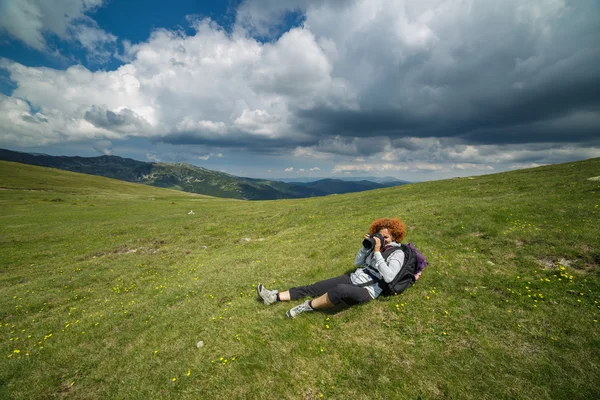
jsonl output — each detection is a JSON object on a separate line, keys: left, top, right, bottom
{"left": 84, "top": 105, "right": 150, "bottom": 133}
{"left": 293, "top": 49, "right": 600, "bottom": 146}
{"left": 84, "top": 106, "right": 139, "bottom": 129}
{"left": 276, "top": 0, "right": 600, "bottom": 151}
{"left": 158, "top": 129, "right": 318, "bottom": 155}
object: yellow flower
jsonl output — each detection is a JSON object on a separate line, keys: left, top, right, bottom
{"left": 325, "top": 325, "right": 330, "bottom": 329}
{"left": 186, "top": 370, "right": 191, "bottom": 377}
{"left": 172, "top": 378, "right": 177, "bottom": 382}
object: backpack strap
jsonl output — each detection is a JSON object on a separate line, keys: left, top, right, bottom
{"left": 355, "top": 245, "right": 407, "bottom": 290}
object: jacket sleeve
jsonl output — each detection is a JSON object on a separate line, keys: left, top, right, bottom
{"left": 354, "top": 247, "right": 370, "bottom": 266}
{"left": 372, "top": 250, "right": 405, "bottom": 282}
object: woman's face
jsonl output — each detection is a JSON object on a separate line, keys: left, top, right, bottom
{"left": 378, "top": 228, "right": 394, "bottom": 245}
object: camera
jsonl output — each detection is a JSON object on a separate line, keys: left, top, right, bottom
{"left": 362, "top": 233, "right": 385, "bottom": 250}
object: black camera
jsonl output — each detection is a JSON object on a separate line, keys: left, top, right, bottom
{"left": 362, "top": 233, "right": 385, "bottom": 250}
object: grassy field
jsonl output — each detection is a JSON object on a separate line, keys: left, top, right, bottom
{"left": 1, "top": 159, "right": 599, "bottom": 399}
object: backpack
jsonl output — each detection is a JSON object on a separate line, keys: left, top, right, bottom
{"left": 359, "top": 243, "right": 428, "bottom": 295}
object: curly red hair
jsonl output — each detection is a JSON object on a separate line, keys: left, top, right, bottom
{"left": 369, "top": 218, "right": 407, "bottom": 242}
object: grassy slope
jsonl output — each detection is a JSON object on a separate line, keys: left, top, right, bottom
{"left": 1, "top": 159, "right": 599, "bottom": 400}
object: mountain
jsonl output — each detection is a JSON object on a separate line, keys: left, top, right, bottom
{"left": 0, "top": 148, "right": 327, "bottom": 200}
{"left": 293, "top": 178, "right": 402, "bottom": 194}
{"left": 279, "top": 176, "right": 412, "bottom": 184}
{"left": 0, "top": 148, "right": 413, "bottom": 199}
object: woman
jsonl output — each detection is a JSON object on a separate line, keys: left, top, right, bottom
{"left": 257, "top": 217, "right": 408, "bottom": 318}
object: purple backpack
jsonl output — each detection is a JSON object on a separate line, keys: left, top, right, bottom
{"left": 407, "top": 242, "right": 428, "bottom": 280}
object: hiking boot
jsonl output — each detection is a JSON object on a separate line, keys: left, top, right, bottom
{"left": 256, "top": 283, "right": 278, "bottom": 305}
{"left": 286, "top": 300, "right": 313, "bottom": 318}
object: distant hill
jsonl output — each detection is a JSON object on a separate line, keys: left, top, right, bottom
{"left": 0, "top": 148, "right": 405, "bottom": 200}
{"left": 280, "top": 176, "right": 412, "bottom": 185}
{"left": 294, "top": 178, "right": 403, "bottom": 194}
{"left": 0, "top": 148, "right": 328, "bottom": 200}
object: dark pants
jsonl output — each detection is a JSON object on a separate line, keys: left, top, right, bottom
{"left": 289, "top": 274, "right": 372, "bottom": 306}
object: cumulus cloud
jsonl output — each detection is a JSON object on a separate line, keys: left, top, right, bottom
{"left": 72, "top": 22, "right": 118, "bottom": 64}
{"left": 84, "top": 105, "right": 151, "bottom": 133}
{"left": 196, "top": 152, "right": 223, "bottom": 161}
{"left": 93, "top": 139, "right": 113, "bottom": 155}
{"left": 0, "top": 0, "right": 116, "bottom": 61}
{"left": 0, "top": 93, "right": 109, "bottom": 146}
{"left": 333, "top": 162, "right": 447, "bottom": 174}
{"left": 1, "top": 0, "right": 599, "bottom": 175}
{"left": 146, "top": 153, "right": 160, "bottom": 162}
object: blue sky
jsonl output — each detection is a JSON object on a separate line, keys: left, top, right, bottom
{"left": 1, "top": 0, "right": 599, "bottom": 181}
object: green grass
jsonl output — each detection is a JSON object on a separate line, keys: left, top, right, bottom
{"left": 1, "top": 159, "right": 599, "bottom": 400}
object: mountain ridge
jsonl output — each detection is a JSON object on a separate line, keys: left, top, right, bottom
{"left": 0, "top": 148, "right": 407, "bottom": 200}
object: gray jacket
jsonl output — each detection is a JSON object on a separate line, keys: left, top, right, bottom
{"left": 350, "top": 243, "right": 405, "bottom": 299}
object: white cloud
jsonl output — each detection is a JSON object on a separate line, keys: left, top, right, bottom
{"left": 284, "top": 167, "right": 294, "bottom": 172}
{"left": 72, "top": 22, "right": 118, "bottom": 63}
{"left": 509, "top": 163, "right": 545, "bottom": 170}
{"left": 146, "top": 153, "right": 160, "bottom": 162}
{"left": 177, "top": 118, "right": 228, "bottom": 137}
{"left": 0, "top": 0, "right": 115, "bottom": 60}
{"left": 0, "top": 16, "right": 347, "bottom": 147}
{"left": 293, "top": 147, "right": 333, "bottom": 160}
{"left": 452, "top": 163, "right": 494, "bottom": 171}
{"left": 332, "top": 163, "right": 446, "bottom": 173}
{"left": 0, "top": 93, "right": 112, "bottom": 147}
{"left": 92, "top": 139, "right": 112, "bottom": 155}
{"left": 195, "top": 152, "right": 223, "bottom": 161}
{"left": 233, "top": 109, "right": 284, "bottom": 138}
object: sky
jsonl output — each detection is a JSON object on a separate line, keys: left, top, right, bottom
{"left": 0, "top": 0, "right": 599, "bottom": 182}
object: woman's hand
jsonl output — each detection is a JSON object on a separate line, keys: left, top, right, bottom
{"left": 373, "top": 236, "right": 382, "bottom": 252}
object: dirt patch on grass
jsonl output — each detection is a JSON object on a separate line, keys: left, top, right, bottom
{"left": 92, "top": 245, "right": 139, "bottom": 258}
{"left": 538, "top": 255, "right": 598, "bottom": 274}
{"left": 537, "top": 257, "right": 573, "bottom": 270}
{"left": 89, "top": 242, "right": 166, "bottom": 260}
